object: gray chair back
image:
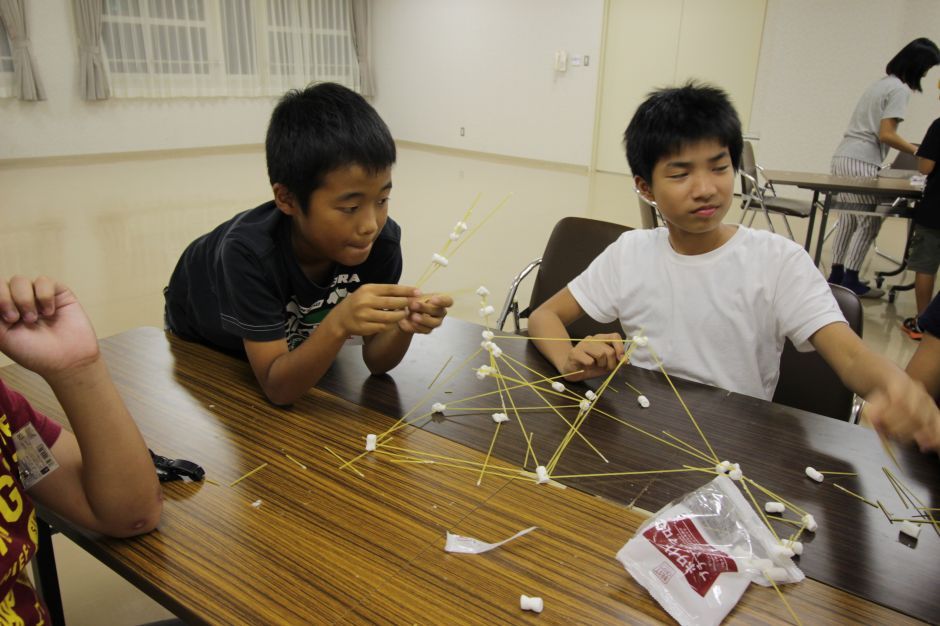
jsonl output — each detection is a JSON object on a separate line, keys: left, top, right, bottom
{"left": 772, "top": 284, "right": 863, "bottom": 420}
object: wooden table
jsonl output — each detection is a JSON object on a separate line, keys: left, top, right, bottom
{"left": 762, "top": 169, "right": 923, "bottom": 266}
{"left": 4, "top": 322, "right": 937, "bottom": 624}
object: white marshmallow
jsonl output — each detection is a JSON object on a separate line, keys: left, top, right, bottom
{"left": 491, "top": 346, "right": 503, "bottom": 358}
{"left": 637, "top": 395, "right": 650, "bottom": 408}
{"left": 449, "top": 232, "right": 460, "bottom": 241}
{"left": 763, "top": 567, "right": 790, "bottom": 582}
{"left": 481, "top": 330, "right": 495, "bottom": 340}
{"left": 475, "top": 365, "right": 494, "bottom": 379}
{"left": 764, "top": 502, "right": 785, "bottom": 514}
{"left": 579, "top": 399, "right": 592, "bottom": 412}
{"left": 365, "top": 434, "right": 377, "bottom": 451}
{"left": 805, "top": 467, "right": 824, "bottom": 482}
{"left": 715, "top": 463, "right": 728, "bottom": 474}
{"left": 900, "top": 521, "right": 921, "bottom": 539}
{"left": 431, "top": 402, "right": 446, "bottom": 414}
{"left": 729, "top": 469, "right": 743, "bottom": 481}
{"left": 585, "top": 390, "right": 597, "bottom": 401}
{"left": 535, "top": 466, "right": 549, "bottom": 484}
{"left": 770, "top": 544, "right": 795, "bottom": 559}
{"left": 482, "top": 340, "right": 495, "bottom": 351}
{"left": 454, "top": 221, "right": 469, "bottom": 233}
{"left": 551, "top": 381, "right": 566, "bottom": 393}
{"left": 632, "top": 335, "right": 648, "bottom": 347}
{"left": 431, "top": 253, "right": 449, "bottom": 267}
{"left": 479, "top": 305, "right": 496, "bottom": 317}
{"left": 801, "top": 514, "right": 818, "bottom": 532}
{"left": 520, "top": 595, "right": 544, "bottom": 613}
{"left": 492, "top": 412, "right": 509, "bottom": 423}
{"left": 746, "top": 558, "right": 774, "bottom": 571}
{"left": 475, "top": 285, "right": 490, "bottom": 297}
{"left": 251, "top": 499, "right": 263, "bottom": 508}
{"left": 783, "top": 540, "right": 803, "bottom": 556}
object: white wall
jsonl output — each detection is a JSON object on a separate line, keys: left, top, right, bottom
{"left": 749, "top": 0, "right": 940, "bottom": 175}
{"left": 0, "top": 2, "right": 276, "bottom": 159}
{"left": 370, "top": 0, "right": 604, "bottom": 167}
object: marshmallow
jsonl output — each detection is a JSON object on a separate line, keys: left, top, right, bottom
{"left": 475, "top": 365, "right": 494, "bottom": 379}
{"left": 454, "top": 221, "right": 469, "bottom": 233}
{"left": 805, "top": 467, "right": 824, "bottom": 482}
{"left": 431, "top": 402, "right": 446, "bottom": 414}
{"left": 764, "top": 502, "right": 785, "bottom": 514}
{"left": 746, "top": 558, "right": 774, "bottom": 571}
{"left": 551, "top": 381, "right": 566, "bottom": 393}
{"left": 715, "top": 463, "right": 728, "bottom": 474}
{"left": 479, "top": 305, "right": 496, "bottom": 317}
{"left": 482, "top": 340, "right": 495, "bottom": 351}
{"left": 585, "top": 390, "right": 597, "bottom": 401}
{"left": 492, "top": 412, "right": 509, "bottom": 423}
{"left": 769, "top": 544, "right": 795, "bottom": 559}
{"left": 431, "top": 253, "right": 449, "bottom": 267}
{"left": 900, "top": 521, "right": 921, "bottom": 539}
{"left": 475, "top": 285, "right": 490, "bottom": 297}
{"left": 491, "top": 345, "right": 503, "bottom": 358}
{"left": 632, "top": 335, "right": 648, "bottom": 347}
{"left": 729, "top": 469, "right": 743, "bottom": 481}
{"left": 365, "top": 434, "right": 377, "bottom": 451}
{"left": 535, "top": 466, "right": 549, "bottom": 484}
{"left": 763, "top": 567, "right": 790, "bottom": 582}
{"left": 801, "top": 514, "right": 818, "bottom": 533}
{"left": 579, "top": 399, "right": 592, "bottom": 412}
{"left": 783, "top": 540, "right": 803, "bottom": 556}
{"left": 637, "top": 395, "right": 650, "bottom": 408}
{"left": 449, "top": 232, "right": 460, "bottom": 241}
{"left": 481, "top": 330, "right": 495, "bottom": 340}
{"left": 520, "top": 595, "right": 544, "bottom": 613}
{"left": 251, "top": 499, "right": 263, "bottom": 508}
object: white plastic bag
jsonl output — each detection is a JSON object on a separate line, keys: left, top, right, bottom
{"left": 617, "top": 475, "right": 803, "bottom": 626}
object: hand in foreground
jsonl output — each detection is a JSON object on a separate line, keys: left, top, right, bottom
{"left": 0, "top": 276, "right": 99, "bottom": 377}
{"left": 559, "top": 333, "right": 625, "bottom": 382}
{"left": 330, "top": 283, "right": 418, "bottom": 337}
{"left": 398, "top": 293, "right": 454, "bottom": 334}
{"left": 864, "top": 375, "right": 940, "bottom": 452}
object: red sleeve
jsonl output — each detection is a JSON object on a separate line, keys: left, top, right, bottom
{"left": 0, "top": 379, "right": 62, "bottom": 447}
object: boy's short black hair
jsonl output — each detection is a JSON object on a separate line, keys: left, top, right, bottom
{"left": 623, "top": 81, "right": 742, "bottom": 185}
{"left": 886, "top": 38, "right": 940, "bottom": 92}
{"left": 266, "top": 82, "right": 396, "bottom": 212}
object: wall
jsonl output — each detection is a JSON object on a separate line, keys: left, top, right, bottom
{"left": 749, "top": 0, "right": 940, "bottom": 175}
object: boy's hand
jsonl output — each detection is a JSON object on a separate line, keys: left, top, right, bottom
{"left": 398, "top": 294, "right": 453, "bottom": 334}
{"left": 865, "top": 375, "right": 940, "bottom": 452}
{"left": 329, "top": 283, "right": 417, "bottom": 337}
{"left": 560, "top": 333, "right": 625, "bottom": 381}
{"left": 0, "top": 276, "right": 99, "bottom": 377}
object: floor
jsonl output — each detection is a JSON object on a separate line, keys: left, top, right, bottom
{"left": 0, "top": 144, "right": 924, "bottom": 624}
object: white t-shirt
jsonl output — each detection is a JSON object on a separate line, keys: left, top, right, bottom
{"left": 834, "top": 75, "right": 911, "bottom": 166}
{"left": 568, "top": 226, "right": 846, "bottom": 400}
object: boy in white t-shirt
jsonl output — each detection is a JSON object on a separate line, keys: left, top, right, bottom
{"left": 529, "top": 82, "right": 940, "bottom": 451}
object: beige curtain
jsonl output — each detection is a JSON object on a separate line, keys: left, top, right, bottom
{"left": 73, "top": 0, "right": 110, "bottom": 100}
{"left": 350, "top": 0, "right": 373, "bottom": 97}
{"left": 0, "top": 0, "right": 45, "bottom": 101}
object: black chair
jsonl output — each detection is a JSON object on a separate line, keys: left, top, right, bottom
{"left": 496, "top": 216, "right": 631, "bottom": 338}
{"left": 772, "top": 284, "right": 863, "bottom": 421}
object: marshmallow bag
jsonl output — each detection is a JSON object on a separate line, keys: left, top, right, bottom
{"left": 617, "top": 476, "right": 803, "bottom": 626}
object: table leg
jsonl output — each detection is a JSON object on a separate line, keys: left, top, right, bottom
{"left": 814, "top": 192, "right": 832, "bottom": 267}
{"left": 804, "top": 190, "right": 819, "bottom": 252}
{"left": 33, "top": 517, "right": 66, "bottom": 626}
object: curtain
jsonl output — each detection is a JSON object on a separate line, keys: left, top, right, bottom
{"left": 350, "top": 0, "right": 372, "bottom": 97}
{"left": 73, "top": 0, "right": 110, "bottom": 100}
{"left": 101, "top": 0, "right": 359, "bottom": 99}
{"left": 0, "top": 0, "right": 45, "bottom": 101}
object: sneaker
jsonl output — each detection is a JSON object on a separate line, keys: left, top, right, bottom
{"left": 842, "top": 281, "right": 885, "bottom": 299}
{"left": 901, "top": 317, "right": 923, "bottom": 341}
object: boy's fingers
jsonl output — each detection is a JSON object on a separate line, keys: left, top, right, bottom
{"left": 33, "top": 276, "right": 57, "bottom": 316}
{"left": 368, "top": 284, "right": 420, "bottom": 298}
{"left": 9, "top": 276, "right": 38, "bottom": 323}
{"left": 0, "top": 280, "right": 16, "bottom": 323}
{"left": 373, "top": 296, "right": 413, "bottom": 311}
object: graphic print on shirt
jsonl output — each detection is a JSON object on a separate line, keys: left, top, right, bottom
{"left": 285, "top": 273, "right": 361, "bottom": 349}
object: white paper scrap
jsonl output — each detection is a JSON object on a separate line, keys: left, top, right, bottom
{"left": 444, "top": 526, "right": 538, "bottom": 554}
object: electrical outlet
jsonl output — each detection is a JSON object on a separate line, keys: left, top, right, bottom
{"left": 459, "top": 127, "right": 465, "bottom": 137}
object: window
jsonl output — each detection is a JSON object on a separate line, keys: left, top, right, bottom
{"left": 0, "top": 19, "right": 13, "bottom": 98}
{"left": 101, "top": 0, "right": 359, "bottom": 98}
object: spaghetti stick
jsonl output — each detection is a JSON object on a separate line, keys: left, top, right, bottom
{"left": 550, "top": 467, "right": 712, "bottom": 479}
{"left": 763, "top": 569, "right": 804, "bottom": 626}
{"left": 624, "top": 380, "right": 644, "bottom": 396}
{"left": 491, "top": 356, "right": 539, "bottom": 468}
{"left": 590, "top": 406, "right": 715, "bottom": 466}
{"left": 765, "top": 515, "right": 804, "bottom": 528}
{"left": 325, "top": 447, "right": 365, "bottom": 478}
{"left": 647, "top": 345, "right": 719, "bottom": 463}
{"left": 832, "top": 483, "right": 878, "bottom": 508}
{"left": 661, "top": 430, "right": 710, "bottom": 461}
{"left": 744, "top": 479, "right": 809, "bottom": 517}
{"left": 476, "top": 423, "right": 502, "bottom": 486}
{"left": 284, "top": 453, "right": 307, "bottom": 470}
{"left": 229, "top": 462, "right": 269, "bottom": 487}
{"left": 740, "top": 479, "right": 781, "bottom": 542}
{"left": 427, "top": 355, "right": 453, "bottom": 389}
{"left": 446, "top": 193, "right": 513, "bottom": 257}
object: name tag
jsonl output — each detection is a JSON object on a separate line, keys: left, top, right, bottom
{"left": 13, "top": 423, "right": 59, "bottom": 489}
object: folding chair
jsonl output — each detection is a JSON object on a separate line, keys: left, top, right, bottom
{"left": 772, "top": 284, "right": 863, "bottom": 421}
{"left": 738, "top": 141, "right": 815, "bottom": 240}
{"left": 497, "top": 216, "right": 631, "bottom": 338}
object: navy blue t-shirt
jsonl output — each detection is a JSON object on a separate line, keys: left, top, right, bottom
{"left": 165, "top": 201, "right": 403, "bottom": 355}
{"left": 914, "top": 118, "right": 940, "bottom": 229}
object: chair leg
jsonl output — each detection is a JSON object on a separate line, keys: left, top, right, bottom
{"left": 781, "top": 216, "right": 796, "bottom": 241}
{"left": 762, "top": 209, "right": 777, "bottom": 234}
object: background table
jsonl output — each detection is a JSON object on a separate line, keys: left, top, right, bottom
{"left": 4, "top": 323, "right": 936, "bottom": 624}
{"left": 762, "top": 169, "right": 923, "bottom": 266}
